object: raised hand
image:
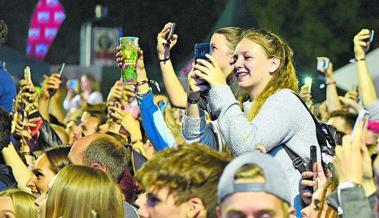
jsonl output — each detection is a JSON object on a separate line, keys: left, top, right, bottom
{"left": 156, "top": 22, "right": 178, "bottom": 60}
{"left": 353, "top": 29, "right": 371, "bottom": 60}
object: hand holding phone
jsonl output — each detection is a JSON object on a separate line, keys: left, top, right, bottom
{"left": 351, "top": 109, "right": 369, "bottom": 143}
{"left": 194, "top": 43, "right": 211, "bottom": 92}
{"left": 306, "top": 145, "right": 318, "bottom": 193}
{"left": 48, "top": 63, "right": 65, "bottom": 97}
{"left": 316, "top": 57, "right": 330, "bottom": 72}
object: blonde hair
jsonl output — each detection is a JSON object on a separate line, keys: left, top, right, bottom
{"left": 0, "top": 189, "right": 38, "bottom": 218}
{"left": 214, "top": 27, "right": 244, "bottom": 53}
{"left": 46, "top": 165, "right": 124, "bottom": 218}
{"left": 241, "top": 29, "right": 298, "bottom": 121}
{"left": 136, "top": 144, "right": 231, "bottom": 218}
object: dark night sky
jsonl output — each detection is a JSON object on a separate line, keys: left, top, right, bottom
{"left": 0, "top": 0, "right": 227, "bottom": 66}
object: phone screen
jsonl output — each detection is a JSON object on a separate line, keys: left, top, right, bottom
{"left": 351, "top": 109, "right": 369, "bottom": 142}
{"left": 68, "top": 79, "right": 78, "bottom": 90}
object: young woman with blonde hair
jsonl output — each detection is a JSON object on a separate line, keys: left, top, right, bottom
{"left": 183, "top": 28, "right": 319, "bottom": 216}
{"left": 45, "top": 165, "right": 124, "bottom": 218}
{"left": 0, "top": 188, "right": 38, "bottom": 218}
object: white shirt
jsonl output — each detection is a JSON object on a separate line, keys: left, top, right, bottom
{"left": 63, "top": 91, "right": 103, "bottom": 111}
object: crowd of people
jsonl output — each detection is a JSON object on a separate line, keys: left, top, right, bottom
{"left": 0, "top": 18, "right": 378, "bottom": 218}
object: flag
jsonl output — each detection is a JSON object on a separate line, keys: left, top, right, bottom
{"left": 26, "top": 0, "right": 65, "bottom": 60}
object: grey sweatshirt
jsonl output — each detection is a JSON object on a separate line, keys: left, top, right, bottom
{"left": 182, "top": 85, "right": 320, "bottom": 208}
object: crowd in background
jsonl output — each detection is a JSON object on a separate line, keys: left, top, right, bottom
{"left": 0, "top": 18, "right": 379, "bottom": 218}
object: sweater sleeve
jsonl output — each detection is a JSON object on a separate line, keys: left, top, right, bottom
{"left": 137, "top": 90, "right": 176, "bottom": 151}
{"left": 181, "top": 110, "right": 219, "bottom": 150}
{"left": 209, "top": 85, "right": 300, "bottom": 155}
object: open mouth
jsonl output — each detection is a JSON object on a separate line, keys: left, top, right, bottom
{"left": 235, "top": 71, "right": 250, "bottom": 81}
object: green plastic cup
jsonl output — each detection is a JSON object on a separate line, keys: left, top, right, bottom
{"left": 120, "top": 36, "right": 139, "bottom": 83}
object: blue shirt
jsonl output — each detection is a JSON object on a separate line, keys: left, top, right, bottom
{"left": 0, "top": 62, "right": 16, "bottom": 112}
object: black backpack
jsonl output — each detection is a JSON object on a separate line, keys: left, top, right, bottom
{"left": 283, "top": 93, "right": 336, "bottom": 175}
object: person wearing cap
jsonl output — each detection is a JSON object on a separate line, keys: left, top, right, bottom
{"left": 216, "top": 152, "right": 296, "bottom": 218}
{"left": 135, "top": 143, "right": 231, "bottom": 218}
{"left": 0, "top": 20, "right": 16, "bottom": 113}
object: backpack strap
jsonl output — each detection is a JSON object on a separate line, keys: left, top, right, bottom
{"left": 281, "top": 92, "right": 328, "bottom": 175}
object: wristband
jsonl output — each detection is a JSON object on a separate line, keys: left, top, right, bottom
{"left": 130, "top": 139, "right": 143, "bottom": 145}
{"left": 159, "top": 57, "right": 170, "bottom": 63}
{"left": 326, "top": 81, "right": 336, "bottom": 86}
{"left": 349, "top": 58, "right": 365, "bottom": 63}
{"left": 187, "top": 92, "right": 201, "bottom": 104}
{"left": 135, "top": 80, "right": 148, "bottom": 87}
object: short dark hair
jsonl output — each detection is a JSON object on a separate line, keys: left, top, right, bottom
{"left": 0, "top": 107, "right": 11, "bottom": 147}
{"left": 83, "top": 134, "right": 127, "bottom": 182}
{"left": 0, "top": 20, "right": 8, "bottom": 45}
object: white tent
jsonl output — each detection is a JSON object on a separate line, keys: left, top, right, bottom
{"left": 334, "top": 48, "right": 379, "bottom": 95}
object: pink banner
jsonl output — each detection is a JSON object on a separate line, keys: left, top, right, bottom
{"left": 26, "top": 0, "right": 65, "bottom": 61}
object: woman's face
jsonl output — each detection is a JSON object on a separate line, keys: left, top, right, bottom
{"left": 210, "top": 33, "right": 234, "bottom": 76}
{"left": 81, "top": 76, "right": 92, "bottom": 92}
{"left": 232, "top": 38, "right": 274, "bottom": 92}
{"left": 26, "top": 154, "right": 56, "bottom": 198}
{"left": 0, "top": 196, "right": 15, "bottom": 218}
{"left": 301, "top": 184, "right": 331, "bottom": 218}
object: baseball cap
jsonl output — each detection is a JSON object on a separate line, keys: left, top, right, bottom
{"left": 217, "top": 152, "right": 291, "bottom": 204}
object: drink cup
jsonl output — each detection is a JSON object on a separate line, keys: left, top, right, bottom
{"left": 120, "top": 36, "right": 139, "bottom": 83}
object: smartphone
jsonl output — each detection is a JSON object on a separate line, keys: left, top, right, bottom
{"left": 309, "top": 145, "right": 317, "bottom": 172}
{"left": 48, "top": 62, "right": 66, "bottom": 97}
{"left": 304, "top": 77, "right": 313, "bottom": 92}
{"left": 166, "top": 23, "right": 176, "bottom": 41}
{"left": 194, "top": 43, "right": 211, "bottom": 91}
{"left": 58, "top": 62, "right": 66, "bottom": 77}
{"left": 351, "top": 109, "right": 369, "bottom": 142}
{"left": 364, "top": 30, "right": 375, "bottom": 52}
{"left": 316, "top": 58, "right": 330, "bottom": 72}
{"left": 368, "top": 30, "right": 375, "bottom": 44}
{"left": 68, "top": 79, "right": 78, "bottom": 90}
{"left": 305, "top": 145, "right": 318, "bottom": 194}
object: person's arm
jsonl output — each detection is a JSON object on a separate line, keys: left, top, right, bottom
{"left": 156, "top": 23, "right": 187, "bottom": 108}
{"left": 137, "top": 90, "right": 176, "bottom": 151}
{"left": 354, "top": 29, "right": 377, "bottom": 107}
{"left": 63, "top": 93, "right": 80, "bottom": 111}
{"left": 317, "top": 57, "right": 342, "bottom": 112}
{"left": 1, "top": 142, "right": 32, "bottom": 192}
